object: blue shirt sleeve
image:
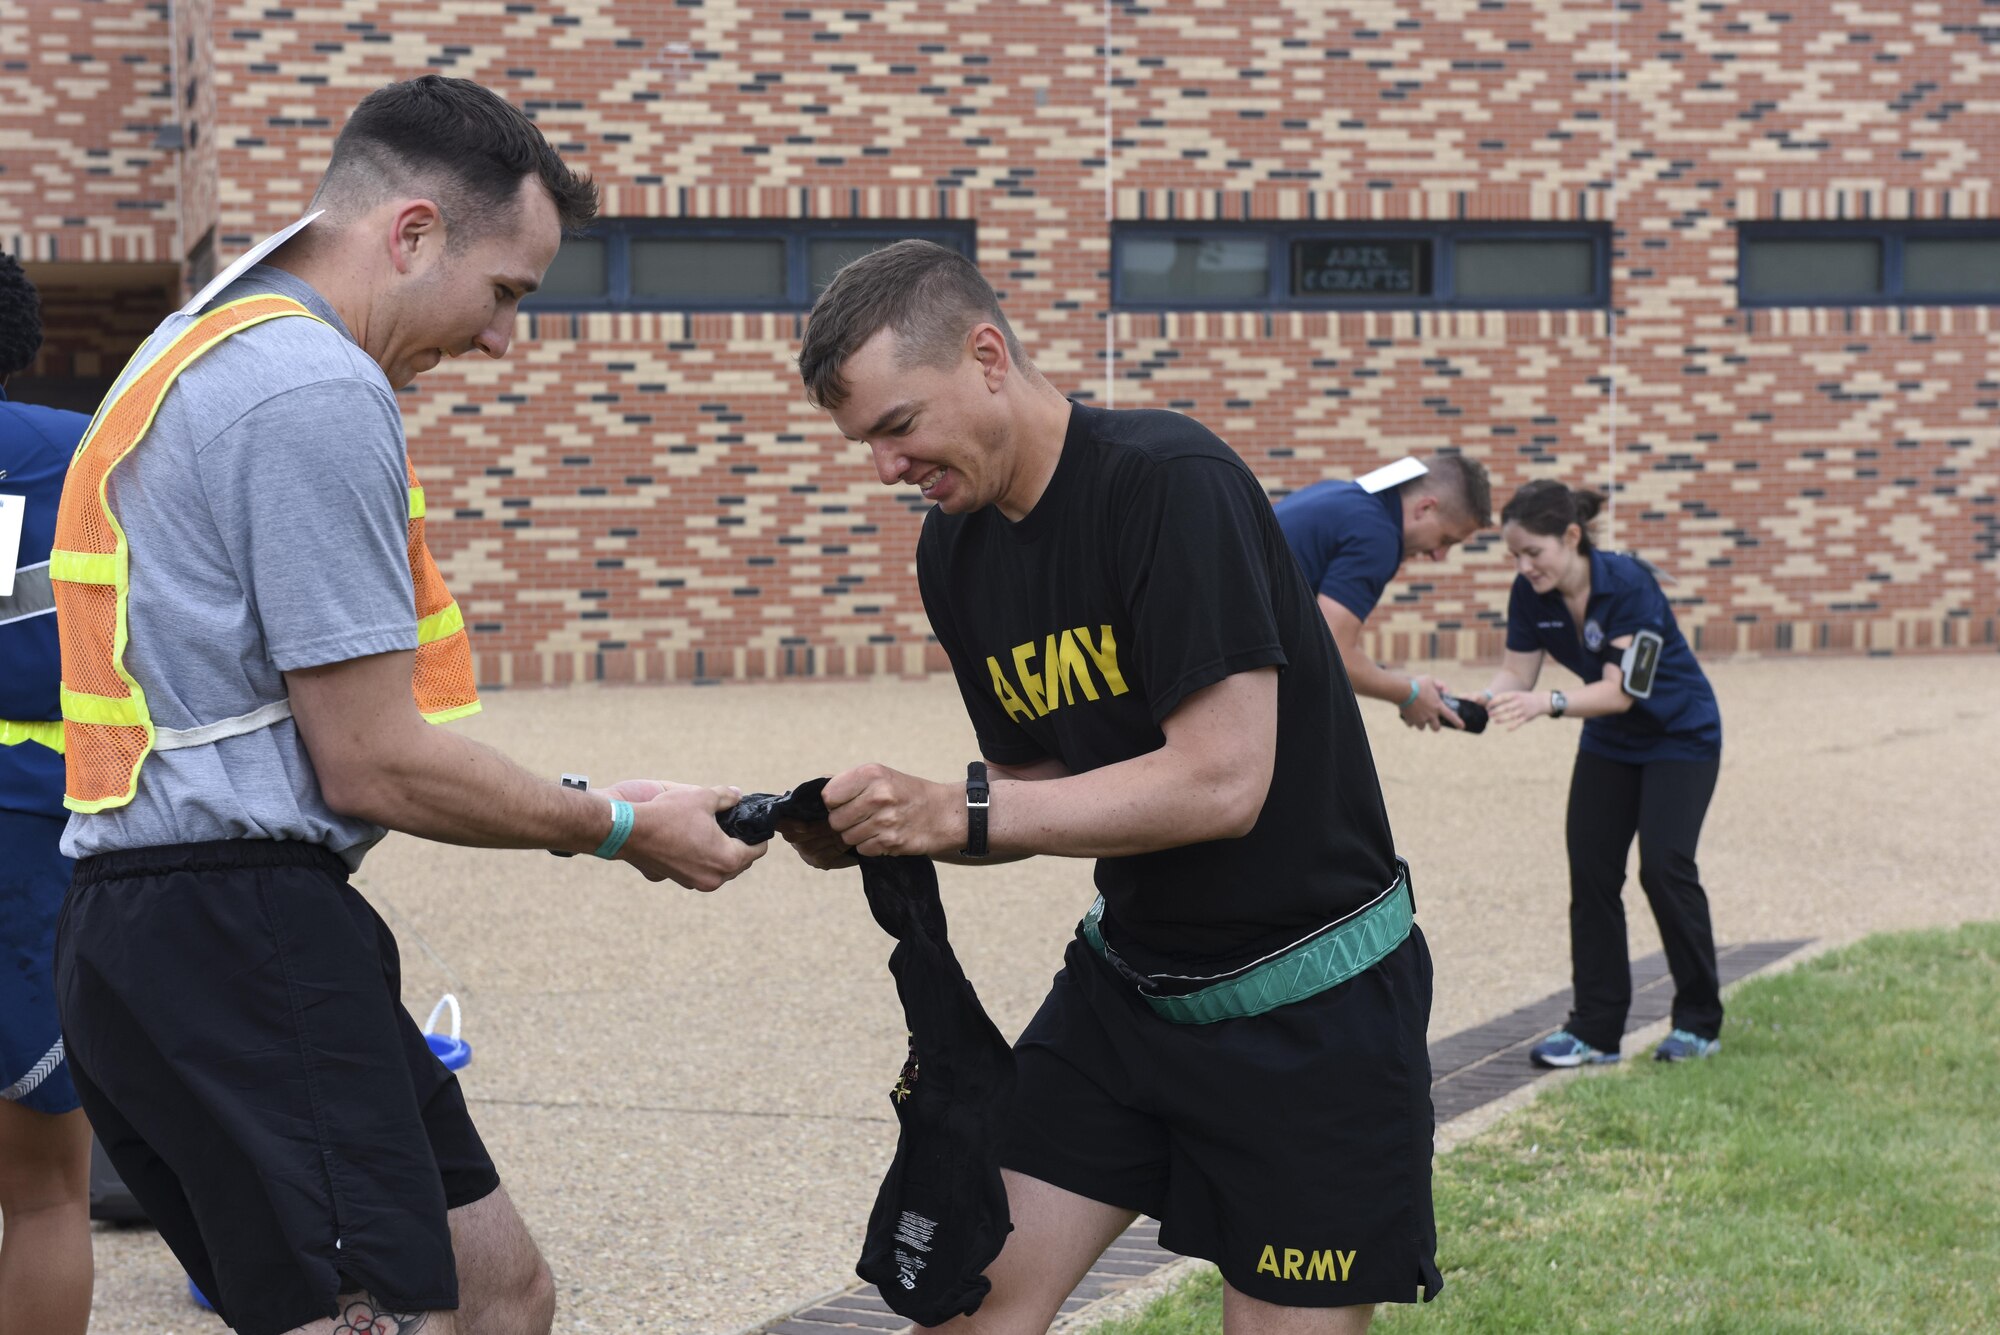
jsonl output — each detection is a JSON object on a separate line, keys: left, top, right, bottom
{"left": 1274, "top": 482, "right": 1400, "bottom": 622}
{"left": 1598, "top": 558, "right": 1668, "bottom": 642}
{"left": 1317, "top": 545, "right": 1396, "bottom": 622}
{"left": 1504, "top": 576, "right": 1542, "bottom": 653}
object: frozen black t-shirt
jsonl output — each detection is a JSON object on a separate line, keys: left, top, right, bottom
{"left": 916, "top": 402, "right": 1397, "bottom": 967}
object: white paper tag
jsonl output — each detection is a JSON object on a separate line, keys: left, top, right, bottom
{"left": 1356, "top": 456, "right": 1428, "bottom": 494}
{"left": 180, "top": 211, "right": 324, "bottom": 316}
{"left": 0, "top": 493, "right": 26, "bottom": 598}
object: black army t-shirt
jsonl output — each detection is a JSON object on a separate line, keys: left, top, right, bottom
{"left": 916, "top": 402, "right": 1397, "bottom": 967}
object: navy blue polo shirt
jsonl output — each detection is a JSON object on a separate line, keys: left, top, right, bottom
{"left": 0, "top": 386, "right": 86, "bottom": 820}
{"left": 1505, "top": 549, "right": 1722, "bottom": 764}
{"left": 1273, "top": 479, "right": 1403, "bottom": 621}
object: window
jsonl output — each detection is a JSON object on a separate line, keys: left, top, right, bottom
{"left": 1455, "top": 238, "right": 1596, "bottom": 302}
{"left": 524, "top": 221, "right": 977, "bottom": 312}
{"left": 1738, "top": 222, "right": 2000, "bottom": 306}
{"left": 1111, "top": 223, "right": 1608, "bottom": 310}
{"left": 1122, "top": 236, "right": 1270, "bottom": 302}
{"left": 536, "top": 236, "right": 607, "bottom": 301}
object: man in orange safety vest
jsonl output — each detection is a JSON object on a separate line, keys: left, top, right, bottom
{"left": 51, "top": 77, "right": 763, "bottom": 1335}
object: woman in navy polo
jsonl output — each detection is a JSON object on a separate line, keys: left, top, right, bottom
{"left": 1482, "top": 480, "right": 1724, "bottom": 1068}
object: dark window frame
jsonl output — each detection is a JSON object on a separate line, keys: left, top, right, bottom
{"left": 1736, "top": 220, "right": 2000, "bottom": 308}
{"left": 525, "top": 218, "right": 978, "bottom": 313}
{"left": 1111, "top": 221, "right": 1611, "bottom": 311}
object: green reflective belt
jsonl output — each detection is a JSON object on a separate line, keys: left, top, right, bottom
{"left": 1079, "top": 863, "right": 1413, "bottom": 1025}
{"left": 0, "top": 719, "right": 65, "bottom": 755}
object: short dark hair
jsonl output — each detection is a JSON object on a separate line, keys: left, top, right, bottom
{"left": 0, "top": 253, "right": 43, "bottom": 381}
{"left": 797, "top": 239, "right": 1025, "bottom": 410}
{"left": 315, "top": 75, "right": 597, "bottom": 242}
{"left": 1416, "top": 452, "right": 1493, "bottom": 528}
{"left": 1501, "top": 479, "right": 1605, "bottom": 553}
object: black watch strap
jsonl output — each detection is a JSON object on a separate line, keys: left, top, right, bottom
{"left": 961, "top": 761, "right": 990, "bottom": 858}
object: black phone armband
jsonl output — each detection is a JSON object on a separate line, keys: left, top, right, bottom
{"left": 1620, "top": 630, "right": 1664, "bottom": 700}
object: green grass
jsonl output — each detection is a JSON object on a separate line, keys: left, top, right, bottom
{"left": 1091, "top": 924, "right": 2000, "bottom": 1335}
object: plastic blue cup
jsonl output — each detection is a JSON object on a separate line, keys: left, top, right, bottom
{"left": 423, "top": 994, "right": 472, "bottom": 1071}
{"left": 426, "top": 1030, "right": 472, "bottom": 1071}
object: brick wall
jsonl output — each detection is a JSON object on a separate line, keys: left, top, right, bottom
{"left": 0, "top": 0, "right": 179, "bottom": 263}
{"left": 179, "top": 0, "right": 220, "bottom": 266}
{"left": 5, "top": 1, "right": 1995, "bottom": 684}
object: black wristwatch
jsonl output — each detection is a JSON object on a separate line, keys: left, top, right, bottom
{"left": 1548, "top": 690, "right": 1568, "bottom": 719}
{"left": 961, "top": 761, "right": 990, "bottom": 858}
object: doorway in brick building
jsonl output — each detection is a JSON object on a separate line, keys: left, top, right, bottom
{"left": 13, "top": 261, "right": 180, "bottom": 415}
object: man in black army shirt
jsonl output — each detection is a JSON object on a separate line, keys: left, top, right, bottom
{"left": 782, "top": 240, "right": 1440, "bottom": 1333}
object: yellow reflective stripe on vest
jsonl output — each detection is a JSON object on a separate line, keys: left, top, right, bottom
{"left": 55, "top": 296, "right": 323, "bottom": 812}
{"left": 0, "top": 719, "right": 65, "bottom": 754}
{"left": 421, "top": 700, "right": 482, "bottom": 726}
{"left": 409, "top": 486, "right": 426, "bottom": 520}
{"left": 415, "top": 600, "right": 464, "bottom": 645}
{"left": 48, "top": 549, "right": 120, "bottom": 585}
{"left": 60, "top": 687, "right": 148, "bottom": 728}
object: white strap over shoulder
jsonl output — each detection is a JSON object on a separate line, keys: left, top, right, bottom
{"left": 152, "top": 698, "right": 295, "bottom": 752}
{"left": 178, "top": 211, "right": 323, "bottom": 316}
{"left": 1356, "top": 456, "right": 1427, "bottom": 494}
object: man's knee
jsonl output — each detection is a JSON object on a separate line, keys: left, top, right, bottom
{"left": 520, "top": 1253, "right": 556, "bottom": 1329}
{"left": 448, "top": 1186, "right": 555, "bottom": 1332}
{"left": 0, "top": 1104, "right": 92, "bottom": 1212}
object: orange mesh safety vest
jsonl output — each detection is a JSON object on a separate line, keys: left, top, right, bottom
{"left": 51, "top": 293, "right": 480, "bottom": 814}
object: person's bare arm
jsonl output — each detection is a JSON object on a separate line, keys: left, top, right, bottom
{"left": 1488, "top": 639, "right": 1637, "bottom": 730}
{"left": 1317, "top": 594, "right": 1462, "bottom": 731}
{"left": 1482, "top": 648, "right": 1545, "bottom": 699}
{"left": 285, "top": 650, "right": 764, "bottom": 890}
{"left": 804, "top": 668, "right": 1278, "bottom": 863}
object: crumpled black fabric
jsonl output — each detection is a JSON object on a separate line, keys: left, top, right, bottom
{"left": 719, "top": 779, "right": 1015, "bottom": 1325}
{"left": 1439, "top": 693, "right": 1490, "bottom": 734}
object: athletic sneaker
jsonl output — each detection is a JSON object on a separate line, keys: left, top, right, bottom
{"left": 1529, "top": 1029, "right": 1620, "bottom": 1068}
{"left": 1653, "top": 1029, "right": 1721, "bottom": 1062}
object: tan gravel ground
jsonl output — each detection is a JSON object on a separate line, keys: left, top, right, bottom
{"left": 56, "top": 652, "right": 2000, "bottom": 1332}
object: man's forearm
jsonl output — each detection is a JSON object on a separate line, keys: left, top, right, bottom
{"left": 1337, "top": 643, "right": 1411, "bottom": 705}
{"left": 817, "top": 674, "right": 1276, "bottom": 863}
{"left": 978, "top": 746, "right": 1263, "bottom": 859}
{"left": 1322, "top": 627, "right": 1405, "bottom": 705}
{"left": 324, "top": 724, "right": 615, "bottom": 854}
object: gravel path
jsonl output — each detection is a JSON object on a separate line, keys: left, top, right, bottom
{"left": 70, "top": 653, "right": 2000, "bottom": 1332}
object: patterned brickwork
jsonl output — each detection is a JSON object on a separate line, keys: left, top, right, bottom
{"left": 4, "top": 1, "right": 1996, "bottom": 684}
{"left": 0, "top": 0, "right": 179, "bottom": 263}
{"left": 179, "top": 0, "right": 219, "bottom": 263}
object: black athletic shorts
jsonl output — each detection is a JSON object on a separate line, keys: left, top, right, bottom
{"left": 54, "top": 839, "right": 500, "bottom": 1335}
{"left": 1000, "top": 924, "right": 1441, "bottom": 1308}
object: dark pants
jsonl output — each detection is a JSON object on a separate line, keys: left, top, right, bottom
{"left": 1562, "top": 750, "right": 1723, "bottom": 1052}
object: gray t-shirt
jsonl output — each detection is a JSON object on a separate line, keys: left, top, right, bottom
{"left": 61, "top": 266, "right": 419, "bottom": 868}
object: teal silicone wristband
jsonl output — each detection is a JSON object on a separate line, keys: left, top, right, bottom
{"left": 592, "top": 799, "right": 635, "bottom": 860}
{"left": 1400, "top": 678, "right": 1421, "bottom": 709}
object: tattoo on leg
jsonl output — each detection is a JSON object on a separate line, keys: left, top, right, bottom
{"left": 333, "top": 1299, "right": 430, "bottom": 1334}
